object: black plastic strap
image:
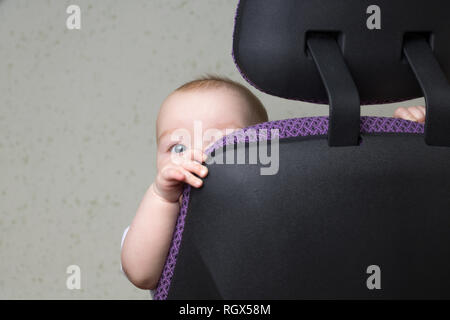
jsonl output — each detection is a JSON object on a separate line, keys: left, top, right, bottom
{"left": 403, "top": 35, "right": 450, "bottom": 146}
{"left": 307, "top": 33, "right": 361, "bottom": 147}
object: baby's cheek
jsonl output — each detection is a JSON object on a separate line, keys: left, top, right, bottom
{"left": 156, "top": 152, "right": 171, "bottom": 171}
{"left": 158, "top": 151, "right": 187, "bottom": 170}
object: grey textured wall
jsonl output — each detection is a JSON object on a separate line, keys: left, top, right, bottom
{"left": 0, "top": 0, "right": 423, "bottom": 299}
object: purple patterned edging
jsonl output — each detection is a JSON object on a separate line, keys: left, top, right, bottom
{"left": 153, "top": 116, "right": 424, "bottom": 299}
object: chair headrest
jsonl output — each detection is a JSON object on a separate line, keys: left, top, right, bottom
{"left": 232, "top": 0, "right": 450, "bottom": 105}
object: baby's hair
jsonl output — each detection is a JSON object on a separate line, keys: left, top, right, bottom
{"left": 174, "top": 74, "right": 269, "bottom": 124}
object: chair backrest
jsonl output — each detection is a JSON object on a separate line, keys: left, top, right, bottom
{"left": 154, "top": 0, "right": 450, "bottom": 299}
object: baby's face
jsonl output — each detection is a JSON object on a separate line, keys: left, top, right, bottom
{"left": 156, "top": 87, "right": 252, "bottom": 170}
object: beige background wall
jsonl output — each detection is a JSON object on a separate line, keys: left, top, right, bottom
{"left": 0, "top": 0, "right": 423, "bottom": 299}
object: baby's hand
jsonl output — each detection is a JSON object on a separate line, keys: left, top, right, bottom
{"left": 393, "top": 106, "right": 426, "bottom": 123}
{"left": 153, "top": 149, "right": 208, "bottom": 203}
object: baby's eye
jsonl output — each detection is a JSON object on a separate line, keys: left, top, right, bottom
{"left": 170, "top": 143, "right": 187, "bottom": 154}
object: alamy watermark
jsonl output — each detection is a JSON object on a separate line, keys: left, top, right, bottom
{"left": 66, "top": 264, "right": 81, "bottom": 290}
{"left": 366, "top": 265, "right": 381, "bottom": 290}
{"left": 366, "top": 5, "right": 381, "bottom": 30}
{"left": 169, "top": 121, "right": 280, "bottom": 176}
{"left": 66, "top": 5, "right": 81, "bottom": 30}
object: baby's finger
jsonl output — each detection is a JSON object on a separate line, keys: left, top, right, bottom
{"left": 180, "top": 167, "right": 203, "bottom": 188}
{"left": 408, "top": 106, "right": 426, "bottom": 123}
{"left": 160, "top": 166, "right": 185, "bottom": 184}
{"left": 181, "top": 160, "right": 208, "bottom": 178}
{"left": 182, "top": 149, "right": 207, "bottom": 163}
{"left": 394, "top": 107, "right": 416, "bottom": 122}
{"left": 171, "top": 148, "right": 207, "bottom": 165}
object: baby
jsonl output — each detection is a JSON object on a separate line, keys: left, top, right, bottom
{"left": 121, "top": 74, "right": 426, "bottom": 293}
{"left": 120, "top": 75, "right": 268, "bottom": 290}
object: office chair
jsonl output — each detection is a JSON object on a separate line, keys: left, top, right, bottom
{"left": 154, "top": 0, "right": 450, "bottom": 299}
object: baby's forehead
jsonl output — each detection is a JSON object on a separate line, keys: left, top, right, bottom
{"left": 168, "top": 86, "right": 248, "bottom": 106}
{"left": 157, "top": 88, "right": 248, "bottom": 127}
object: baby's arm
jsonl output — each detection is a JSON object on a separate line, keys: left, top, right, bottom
{"left": 121, "top": 149, "right": 208, "bottom": 290}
